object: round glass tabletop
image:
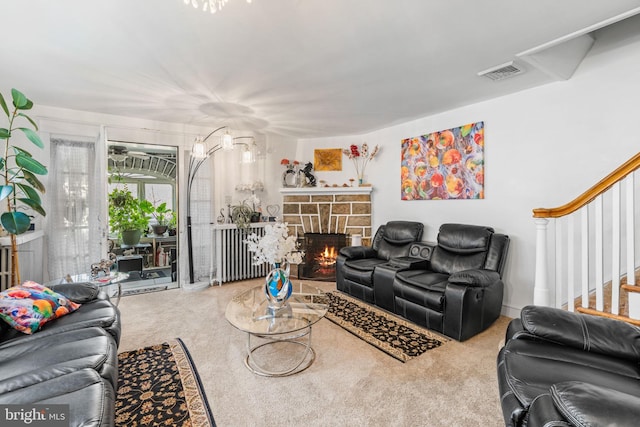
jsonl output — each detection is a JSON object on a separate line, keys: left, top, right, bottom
{"left": 225, "top": 282, "right": 328, "bottom": 335}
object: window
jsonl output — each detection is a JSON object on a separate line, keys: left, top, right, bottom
{"left": 48, "top": 137, "right": 101, "bottom": 279}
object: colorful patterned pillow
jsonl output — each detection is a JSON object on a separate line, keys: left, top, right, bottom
{"left": 0, "top": 281, "right": 81, "bottom": 334}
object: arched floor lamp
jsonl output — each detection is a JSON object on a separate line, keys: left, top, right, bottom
{"left": 186, "top": 127, "right": 256, "bottom": 286}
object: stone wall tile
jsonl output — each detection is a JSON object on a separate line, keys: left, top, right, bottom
{"left": 301, "top": 204, "right": 318, "bottom": 215}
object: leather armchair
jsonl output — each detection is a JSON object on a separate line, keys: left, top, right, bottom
{"left": 393, "top": 223, "right": 509, "bottom": 341}
{"left": 336, "top": 221, "right": 424, "bottom": 304}
{"left": 0, "top": 282, "right": 120, "bottom": 427}
{"left": 498, "top": 305, "right": 640, "bottom": 427}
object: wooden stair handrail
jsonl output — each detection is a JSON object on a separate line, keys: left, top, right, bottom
{"left": 533, "top": 151, "right": 640, "bottom": 218}
{"left": 576, "top": 307, "right": 640, "bottom": 327}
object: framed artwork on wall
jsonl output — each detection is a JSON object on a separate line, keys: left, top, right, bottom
{"left": 314, "top": 148, "right": 343, "bottom": 171}
{"left": 401, "top": 121, "right": 484, "bottom": 200}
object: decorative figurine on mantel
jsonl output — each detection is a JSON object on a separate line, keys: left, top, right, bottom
{"left": 298, "top": 162, "right": 317, "bottom": 187}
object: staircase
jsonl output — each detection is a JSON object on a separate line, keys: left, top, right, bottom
{"left": 533, "top": 152, "right": 640, "bottom": 324}
{"left": 570, "top": 269, "right": 640, "bottom": 326}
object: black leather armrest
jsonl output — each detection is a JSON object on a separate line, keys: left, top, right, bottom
{"left": 448, "top": 269, "right": 500, "bottom": 287}
{"left": 551, "top": 381, "right": 640, "bottom": 427}
{"left": 520, "top": 305, "right": 640, "bottom": 362}
{"left": 524, "top": 393, "right": 566, "bottom": 427}
{"left": 338, "top": 245, "right": 377, "bottom": 260}
{"left": 386, "top": 256, "right": 428, "bottom": 270}
{"left": 47, "top": 282, "right": 100, "bottom": 303}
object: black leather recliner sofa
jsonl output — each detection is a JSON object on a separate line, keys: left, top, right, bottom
{"left": 393, "top": 223, "right": 509, "bottom": 340}
{"left": 0, "top": 282, "right": 120, "bottom": 427}
{"left": 498, "top": 305, "right": 640, "bottom": 427}
{"left": 337, "top": 223, "right": 509, "bottom": 341}
{"left": 336, "top": 220, "right": 424, "bottom": 304}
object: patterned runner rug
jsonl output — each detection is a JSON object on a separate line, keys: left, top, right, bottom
{"left": 325, "top": 291, "right": 448, "bottom": 362}
{"left": 116, "top": 338, "right": 215, "bottom": 427}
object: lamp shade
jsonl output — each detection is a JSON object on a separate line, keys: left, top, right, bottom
{"left": 241, "top": 141, "right": 256, "bottom": 164}
{"left": 191, "top": 137, "right": 206, "bottom": 159}
{"left": 222, "top": 131, "right": 234, "bottom": 150}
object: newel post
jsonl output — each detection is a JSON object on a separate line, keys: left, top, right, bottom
{"left": 533, "top": 218, "right": 551, "bottom": 306}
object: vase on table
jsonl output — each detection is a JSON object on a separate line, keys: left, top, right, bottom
{"left": 264, "top": 262, "right": 292, "bottom": 309}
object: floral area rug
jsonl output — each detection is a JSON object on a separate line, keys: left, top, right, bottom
{"left": 325, "top": 291, "right": 448, "bottom": 362}
{"left": 116, "top": 338, "right": 215, "bottom": 427}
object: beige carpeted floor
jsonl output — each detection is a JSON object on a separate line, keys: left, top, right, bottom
{"left": 117, "top": 279, "right": 511, "bottom": 427}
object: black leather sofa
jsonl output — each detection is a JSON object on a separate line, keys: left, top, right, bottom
{"left": 0, "top": 282, "right": 120, "bottom": 427}
{"left": 336, "top": 221, "right": 424, "bottom": 304}
{"left": 337, "top": 223, "right": 509, "bottom": 341}
{"left": 393, "top": 224, "right": 509, "bottom": 340}
{"left": 498, "top": 305, "right": 640, "bottom": 427}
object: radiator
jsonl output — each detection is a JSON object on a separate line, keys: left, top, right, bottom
{"left": 213, "top": 223, "right": 269, "bottom": 284}
{"left": 0, "top": 247, "right": 11, "bottom": 291}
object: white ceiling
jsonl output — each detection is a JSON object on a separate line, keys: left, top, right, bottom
{"left": 2, "top": 0, "right": 640, "bottom": 138}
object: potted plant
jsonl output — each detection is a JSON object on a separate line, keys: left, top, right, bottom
{"left": 167, "top": 210, "right": 177, "bottom": 236}
{"left": 108, "top": 187, "right": 149, "bottom": 246}
{"left": 0, "top": 89, "right": 48, "bottom": 286}
{"left": 140, "top": 200, "right": 173, "bottom": 236}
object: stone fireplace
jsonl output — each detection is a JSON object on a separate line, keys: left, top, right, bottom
{"left": 280, "top": 187, "right": 373, "bottom": 279}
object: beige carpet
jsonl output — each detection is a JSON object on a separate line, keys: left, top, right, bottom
{"left": 117, "top": 279, "right": 510, "bottom": 427}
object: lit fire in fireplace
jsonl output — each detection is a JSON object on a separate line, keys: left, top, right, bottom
{"left": 315, "top": 245, "right": 337, "bottom": 267}
{"left": 299, "top": 233, "right": 347, "bottom": 281}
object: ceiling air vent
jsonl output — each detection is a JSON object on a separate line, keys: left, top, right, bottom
{"left": 477, "top": 61, "right": 524, "bottom": 81}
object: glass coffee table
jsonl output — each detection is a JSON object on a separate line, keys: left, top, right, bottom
{"left": 225, "top": 282, "right": 328, "bottom": 377}
{"left": 47, "top": 272, "right": 129, "bottom": 306}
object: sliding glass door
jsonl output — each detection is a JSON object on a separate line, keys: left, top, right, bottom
{"left": 107, "top": 141, "right": 179, "bottom": 294}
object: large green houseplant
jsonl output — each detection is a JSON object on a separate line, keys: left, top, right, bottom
{"left": 108, "top": 187, "right": 149, "bottom": 245}
{"left": 140, "top": 199, "right": 173, "bottom": 235}
{"left": 0, "top": 89, "right": 47, "bottom": 286}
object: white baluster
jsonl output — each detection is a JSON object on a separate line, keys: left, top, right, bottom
{"left": 626, "top": 174, "right": 635, "bottom": 286}
{"left": 567, "top": 215, "right": 575, "bottom": 312}
{"left": 595, "top": 196, "right": 604, "bottom": 311}
{"left": 534, "top": 218, "right": 551, "bottom": 306}
{"left": 555, "top": 219, "right": 563, "bottom": 309}
{"left": 581, "top": 207, "right": 589, "bottom": 308}
{"left": 612, "top": 182, "right": 621, "bottom": 315}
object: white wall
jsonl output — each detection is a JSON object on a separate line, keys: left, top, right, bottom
{"left": 296, "top": 21, "right": 640, "bottom": 317}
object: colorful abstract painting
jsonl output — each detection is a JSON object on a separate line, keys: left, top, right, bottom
{"left": 401, "top": 121, "right": 484, "bottom": 200}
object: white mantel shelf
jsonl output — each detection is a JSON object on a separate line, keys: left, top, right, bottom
{"left": 280, "top": 186, "right": 373, "bottom": 195}
{"left": 0, "top": 230, "right": 44, "bottom": 247}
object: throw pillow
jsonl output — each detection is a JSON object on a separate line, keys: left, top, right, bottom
{"left": 0, "top": 281, "right": 81, "bottom": 334}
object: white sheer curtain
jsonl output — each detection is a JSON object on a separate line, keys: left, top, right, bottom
{"left": 47, "top": 135, "right": 103, "bottom": 279}
{"left": 188, "top": 151, "right": 213, "bottom": 283}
